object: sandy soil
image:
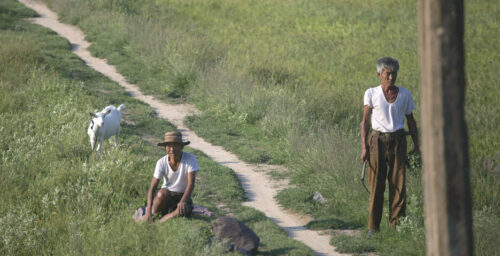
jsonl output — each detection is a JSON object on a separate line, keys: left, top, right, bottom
{"left": 19, "top": 1, "right": 349, "bottom": 255}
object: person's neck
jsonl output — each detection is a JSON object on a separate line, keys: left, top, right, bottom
{"left": 381, "top": 84, "right": 396, "bottom": 92}
{"left": 169, "top": 153, "right": 182, "bottom": 163}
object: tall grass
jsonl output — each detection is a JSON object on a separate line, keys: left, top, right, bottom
{"left": 0, "top": 1, "right": 316, "bottom": 255}
{"left": 38, "top": 0, "right": 499, "bottom": 255}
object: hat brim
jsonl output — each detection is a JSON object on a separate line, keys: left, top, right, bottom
{"left": 157, "top": 141, "right": 190, "bottom": 147}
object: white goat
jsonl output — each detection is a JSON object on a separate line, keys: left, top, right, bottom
{"left": 87, "top": 104, "right": 125, "bottom": 151}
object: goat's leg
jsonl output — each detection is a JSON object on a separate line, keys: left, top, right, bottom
{"left": 96, "top": 136, "right": 104, "bottom": 151}
{"left": 114, "top": 130, "right": 120, "bottom": 147}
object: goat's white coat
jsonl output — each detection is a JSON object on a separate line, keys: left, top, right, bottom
{"left": 88, "top": 104, "right": 125, "bottom": 151}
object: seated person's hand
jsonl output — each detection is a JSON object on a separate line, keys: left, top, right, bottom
{"left": 140, "top": 213, "right": 151, "bottom": 223}
{"left": 177, "top": 202, "right": 188, "bottom": 216}
{"left": 141, "top": 212, "right": 157, "bottom": 223}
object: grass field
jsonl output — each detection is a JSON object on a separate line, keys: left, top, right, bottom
{"left": 0, "top": 1, "right": 316, "bottom": 255}
{"left": 6, "top": 0, "right": 500, "bottom": 255}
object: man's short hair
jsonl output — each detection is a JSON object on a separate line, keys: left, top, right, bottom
{"left": 376, "top": 57, "right": 400, "bottom": 74}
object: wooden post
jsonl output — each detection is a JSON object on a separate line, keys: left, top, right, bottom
{"left": 419, "top": 0, "right": 473, "bottom": 255}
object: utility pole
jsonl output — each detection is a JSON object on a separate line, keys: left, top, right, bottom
{"left": 418, "top": 0, "right": 473, "bottom": 255}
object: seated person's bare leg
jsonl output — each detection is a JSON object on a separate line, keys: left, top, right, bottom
{"left": 138, "top": 189, "right": 169, "bottom": 221}
{"left": 159, "top": 208, "right": 180, "bottom": 222}
{"left": 152, "top": 188, "right": 169, "bottom": 215}
{"left": 159, "top": 201, "right": 192, "bottom": 222}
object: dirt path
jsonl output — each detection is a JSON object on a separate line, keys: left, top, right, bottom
{"left": 19, "top": 1, "right": 347, "bottom": 255}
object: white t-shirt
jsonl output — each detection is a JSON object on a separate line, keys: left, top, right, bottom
{"left": 364, "top": 85, "right": 416, "bottom": 133}
{"left": 153, "top": 152, "right": 200, "bottom": 193}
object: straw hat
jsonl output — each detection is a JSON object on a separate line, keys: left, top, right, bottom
{"left": 157, "top": 131, "right": 190, "bottom": 146}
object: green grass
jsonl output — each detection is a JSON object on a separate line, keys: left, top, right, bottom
{"left": 32, "top": 0, "right": 500, "bottom": 255}
{"left": 0, "top": 1, "right": 315, "bottom": 255}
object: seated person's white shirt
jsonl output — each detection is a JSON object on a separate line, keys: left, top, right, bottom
{"left": 153, "top": 152, "right": 199, "bottom": 193}
{"left": 364, "top": 85, "right": 416, "bottom": 133}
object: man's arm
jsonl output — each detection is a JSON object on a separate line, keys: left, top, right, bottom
{"left": 361, "top": 105, "right": 372, "bottom": 162}
{"left": 406, "top": 113, "right": 420, "bottom": 153}
{"left": 177, "top": 171, "right": 196, "bottom": 216}
{"left": 145, "top": 177, "right": 159, "bottom": 222}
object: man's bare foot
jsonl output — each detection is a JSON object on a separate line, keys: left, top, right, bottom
{"left": 159, "top": 210, "right": 179, "bottom": 222}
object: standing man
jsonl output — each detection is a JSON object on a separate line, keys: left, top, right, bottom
{"left": 361, "top": 57, "right": 419, "bottom": 236}
{"left": 142, "top": 131, "right": 199, "bottom": 222}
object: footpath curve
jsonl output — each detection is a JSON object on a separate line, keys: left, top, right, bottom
{"left": 19, "top": 1, "right": 347, "bottom": 255}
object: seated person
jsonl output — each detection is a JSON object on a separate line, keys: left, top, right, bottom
{"left": 141, "top": 131, "right": 199, "bottom": 222}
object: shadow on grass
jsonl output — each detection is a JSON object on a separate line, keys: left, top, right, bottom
{"left": 238, "top": 215, "right": 267, "bottom": 225}
{"left": 306, "top": 218, "right": 363, "bottom": 230}
{"left": 190, "top": 213, "right": 215, "bottom": 224}
{"left": 259, "top": 247, "right": 294, "bottom": 255}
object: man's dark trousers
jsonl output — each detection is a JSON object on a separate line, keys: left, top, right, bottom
{"left": 368, "top": 129, "right": 407, "bottom": 231}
